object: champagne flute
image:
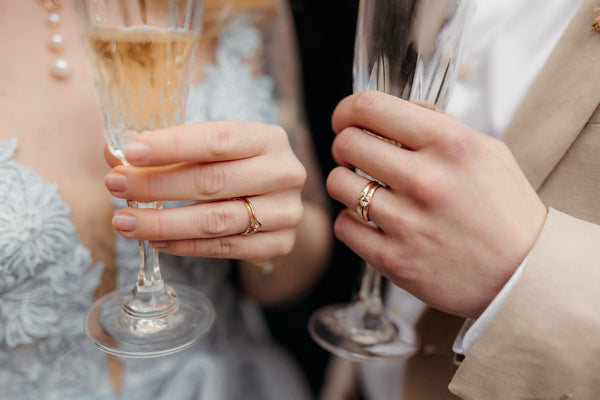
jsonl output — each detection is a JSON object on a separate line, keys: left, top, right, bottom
{"left": 309, "top": 0, "right": 474, "bottom": 362}
{"left": 76, "top": 0, "right": 214, "bottom": 358}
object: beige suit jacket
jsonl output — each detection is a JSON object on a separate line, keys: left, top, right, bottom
{"left": 403, "top": 1, "right": 600, "bottom": 398}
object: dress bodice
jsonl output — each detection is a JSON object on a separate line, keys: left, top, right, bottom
{"left": 0, "top": 138, "right": 109, "bottom": 399}
{"left": 0, "top": 18, "right": 309, "bottom": 400}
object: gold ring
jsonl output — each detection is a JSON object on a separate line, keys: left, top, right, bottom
{"left": 410, "top": 100, "right": 443, "bottom": 112}
{"left": 361, "top": 129, "right": 400, "bottom": 146}
{"left": 237, "top": 197, "right": 262, "bottom": 235}
{"left": 356, "top": 180, "right": 381, "bottom": 222}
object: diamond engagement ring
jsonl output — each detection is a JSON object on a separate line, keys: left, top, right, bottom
{"left": 356, "top": 180, "right": 381, "bottom": 222}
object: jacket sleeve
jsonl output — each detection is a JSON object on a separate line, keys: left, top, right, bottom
{"left": 449, "top": 208, "right": 600, "bottom": 399}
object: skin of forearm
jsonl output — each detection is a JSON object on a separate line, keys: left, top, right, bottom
{"left": 238, "top": 200, "right": 332, "bottom": 306}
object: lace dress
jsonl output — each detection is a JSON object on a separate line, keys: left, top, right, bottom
{"left": 0, "top": 19, "right": 311, "bottom": 400}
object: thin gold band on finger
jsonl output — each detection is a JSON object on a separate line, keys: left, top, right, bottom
{"left": 361, "top": 128, "right": 400, "bottom": 146}
{"left": 356, "top": 180, "right": 381, "bottom": 222}
{"left": 236, "top": 197, "right": 262, "bottom": 236}
{"left": 360, "top": 100, "right": 442, "bottom": 148}
{"left": 410, "top": 99, "right": 443, "bottom": 112}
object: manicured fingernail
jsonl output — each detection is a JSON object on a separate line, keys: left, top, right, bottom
{"left": 124, "top": 142, "right": 151, "bottom": 164}
{"left": 113, "top": 214, "right": 136, "bottom": 231}
{"left": 105, "top": 173, "right": 126, "bottom": 192}
{"left": 150, "top": 241, "right": 168, "bottom": 248}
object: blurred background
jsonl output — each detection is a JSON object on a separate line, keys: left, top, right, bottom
{"left": 263, "top": 0, "right": 362, "bottom": 396}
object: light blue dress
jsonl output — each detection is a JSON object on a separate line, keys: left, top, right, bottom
{"left": 0, "top": 19, "right": 311, "bottom": 400}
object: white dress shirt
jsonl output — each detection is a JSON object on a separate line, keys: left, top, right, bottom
{"left": 359, "top": 0, "right": 583, "bottom": 398}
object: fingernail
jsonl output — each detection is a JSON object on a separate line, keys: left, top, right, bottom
{"left": 113, "top": 214, "right": 136, "bottom": 231}
{"left": 125, "top": 142, "right": 151, "bottom": 164}
{"left": 150, "top": 241, "right": 168, "bottom": 248}
{"left": 105, "top": 173, "right": 126, "bottom": 193}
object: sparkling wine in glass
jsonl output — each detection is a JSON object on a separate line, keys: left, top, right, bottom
{"left": 309, "top": 0, "right": 474, "bottom": 362}
{"left": 76, "top": 0, "right": 214, "bottom": 358}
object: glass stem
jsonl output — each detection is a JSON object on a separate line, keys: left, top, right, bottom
{"left": 128, "top": 200, "right": 165, "bottom": 291}
{"left": 137, "top": 233, "right": 164, "bottom": 290}
{"left": 357, "top": 262, "right": 384, "bottom": 313}
{"left": 123, "top": 200, "right": 177, "bottom": 317}
{"left": 356, "top": 262, "right": 397, "bottom": 337}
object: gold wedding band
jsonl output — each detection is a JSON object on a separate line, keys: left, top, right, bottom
{"left": 410, "top": 99, "right": 443, "bottom": 112}
{"left": 361, "top": 128, "right": 399, "bottom": 146}
{"left": 356, "top": 180, "right": 381, "bottom": 222}
{"left": 237, "top": 197, "right": 262, "bottom": 236}
{"left": 360, "top": 101, "right": 441, "bottom": 147}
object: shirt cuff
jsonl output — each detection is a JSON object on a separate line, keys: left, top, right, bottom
{"left": 452, "top": 254, "right": 529, "bottom": 355}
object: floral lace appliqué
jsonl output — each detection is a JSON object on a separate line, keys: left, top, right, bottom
{"left": 0, "top": 138, "right": 102, "bottom": 347}
{"left": 186, "top": 17, "right": 281, "bottom": 125}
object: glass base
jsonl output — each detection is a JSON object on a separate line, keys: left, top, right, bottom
{"left": 308, "top": 303, "right": 419, "bottom": 362}
{"left": 85, "top": 283, "right": 214, "bottom": 358}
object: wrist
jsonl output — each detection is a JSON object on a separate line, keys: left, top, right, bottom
{"left": 453, "top": 253, "right": 529, "bottom": 356}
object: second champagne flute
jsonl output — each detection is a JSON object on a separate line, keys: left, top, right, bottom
{"left": 309, "top": 0, "right": 474, "bottom": 362}
{"left": 76, "top": 0, "right": 215, "bottom": 358}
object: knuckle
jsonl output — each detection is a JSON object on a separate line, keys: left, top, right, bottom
{"left": 332, "top": 211, "right": 359, "bottom": 245}
{"left": 193, "top": 165, "right": 227, "bottom": 197}
{"left": 332, "top": 128, "right": 360, "bottom": 160}
{"left": 192, "top": 237, "right": 232, "bottom": 257}
{"left": 370, "top": 246, "right": 391, "bottom": 272}
{"left": 373, "top": 246, "right": 416, "bottom": 285}
{"left": 171, "top": 130, "right": 187, "bottom": 160}
{"left": 282, "top": 197, "right": 304, "bottom": 227}
{"left": 292, "top": 200, "right": 304, "bottom": 226}
{"left": 332, "top": 214, "right": 347, "bottom": 239}
{"left": 429, "top": 116, "right": 474, "bottom": 154}
{"left": 178, "top": 242, "right": 197, "bottom": 257}
{"left": 153, "top": 212, "right": 167, "bottom": 238}
{"left": 209, "top": 237, "right": 233, "bottom": 256}
{"left": 351, "top": 90, "right": 384, "bottom": 115}
{"left": 435, "top": 126, "right": 468, "bottom": 153}
{"left": 438, "top": 121, "right": 486, "bottom": 161}
{"left": 447, "top": 135, "right": 474, "bottom": 160}
{"left": 283, "top": 162, "right": 307, "bottom": 189}
{"left": 274, "top": 230, "right": 296, "bottom": 256}
{"left": 261, "top": 124, "right": 287, "bottom": 155}
{"left": 387, "top": 209, "right": 410, "bottom": 233}
{"left": 326, "top": 167, "right": 347, "bottom": 195}
{"left": 146, "top": 176, "right": 163, "bottom": 200}
{"left": 488, "top": 136, "right": 512, "bottom": 158}
{"left": 270, "top": 137, "right": 306, "bottom": 187}
{"left": 196, "top": 207, "right": 232, "bottom": 236}
{"left": 206, "top": 123, "right": 234, "bottom": 158}
{"left": 411, "top": 167, "right": 448, "bottom": 205}
{"left": 270, "top": 125, "right": 289, "bottom": 144}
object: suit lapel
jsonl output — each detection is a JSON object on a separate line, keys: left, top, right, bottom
{"left": 503, "top": 0, "right": 600, "bottom": 190}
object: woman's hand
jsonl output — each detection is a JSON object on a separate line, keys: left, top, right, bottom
{"left": 104, "top": 120, "right": 306, "bottom": 265}
{"left": 328, "top": 91, "right": 547, "bottom": 318}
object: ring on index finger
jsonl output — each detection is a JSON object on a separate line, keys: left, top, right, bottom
{"left": 356, "top": 180, "right": 381, "bottom": 222}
